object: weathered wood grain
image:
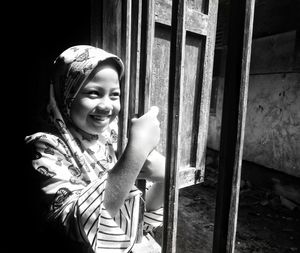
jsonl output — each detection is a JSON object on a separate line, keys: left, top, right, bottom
{"left": 162, "top": 0, "right": 186, "bottom": 252}
{"left": 212, "top": 0, "right": 255, "bottom": 252}
{"left": 136, "top": 0, "right": 156, "bottom": 243}
{"left": 155, "top": 0, "right": 209, "bottom": 35}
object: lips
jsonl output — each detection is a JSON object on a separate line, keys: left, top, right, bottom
{"left": 90, "top": 114, "right": 111, "bottom": 121}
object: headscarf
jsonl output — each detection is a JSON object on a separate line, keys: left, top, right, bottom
{"left": 47, "top": 45, "right": 124, "bottom": 178}
{"left": 51, "top": 45, "right": 124, "bottom": 120}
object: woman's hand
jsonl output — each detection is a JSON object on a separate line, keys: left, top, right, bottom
{"left": 128, "top": 106, "right": 161, "bottom": 156}
{"left": 104, "top": 106, "right": 161, "bottom": 217}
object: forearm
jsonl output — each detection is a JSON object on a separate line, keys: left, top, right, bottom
{"left": 145, "top": 181, "right": 165, "bottom": 211}
{"left": 105, "top": 106, "right": 161, "bottom": 217}
{"left": 104, "top": 142, "right": 148, "bottom": 217}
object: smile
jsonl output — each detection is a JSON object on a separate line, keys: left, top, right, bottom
{"left": 90, "top": 115, "right": 111, "bottom": 121}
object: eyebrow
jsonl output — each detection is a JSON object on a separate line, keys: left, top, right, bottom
{"left": 81, "top": 85, "right": 120, "bottom": 91}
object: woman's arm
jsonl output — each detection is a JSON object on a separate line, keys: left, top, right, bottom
{"left": 104, "top": 106, "right": 161, "bottom": 217}
{"left": 145, "top": 181, "right": 164, "bottom": 211}
{"left": 138, "top": 149, "right": 165, "bottom": 182}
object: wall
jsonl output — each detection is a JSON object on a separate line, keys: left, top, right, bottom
{"left": 207, "top": 30, "right": 300, "bottom": 177}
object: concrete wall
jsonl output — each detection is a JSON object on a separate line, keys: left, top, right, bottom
{"left": 207, "top": 30, "right": 300, "bottom": 177}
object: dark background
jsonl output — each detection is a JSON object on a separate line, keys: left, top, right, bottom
{"left": 5, "top": 1, "right": 91, "bottom": 252}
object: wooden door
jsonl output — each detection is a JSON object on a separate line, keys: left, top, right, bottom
{"left": 90, "top": 0, "right": 219, "bottom": 251}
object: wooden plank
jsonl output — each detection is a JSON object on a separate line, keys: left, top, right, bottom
{"left": 90, "top": 0, "right": 123, "bottom": 58}
{"left": 98, "top": 0, "right": 122, "bottom": 56}
{"left": 151, "top": 0, "right": 219, "bottom": 190}
{"left": 129, "top": 0, "right": 142, "bottom": 118}
{"left": 178, "top": 166, "right": 202, "bottom": 189}
{"left": 212, "top": 0, "right": 255, "bottom": 252}
{"left": 103, "top": 0, "right": 122, "bottom": 56}
{"left": 195, "top": 0, "right": 219, "bottom": 179}
{"left": 186, "top": 8, "right": 208, "bottom": 35}
{"left": 136, "top": 0, "right": 155, "bottom": 243}
{"left": 162, "top": 0, "right": 185, "bottom": 252}
{"left": 155, "top": 0, "right": 208, "bottom": 35}
{"left": 179, "top": 34, "right": 205, "bottom": 168}
{"left": 151, "top": 28, "right": 204, "bottom": 160}
{"left": 151, "top": 25, "right": 171, "bottom": 155}
{"left": 90, "top": 0, "right": 103, "bottom": 48}
{"left": 117, "top": 0, "right": 132, "bottom": 155}
{"left": 139, "top": 0, "right": 155, "bottom": 114}
{"left": 187, "top": 0, "right": 209, "bottom": 13}
{"left": 227, "top": 0, "right": 255, "bottom": 250}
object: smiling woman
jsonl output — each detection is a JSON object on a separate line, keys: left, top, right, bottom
{"left": 71, "top": 64, "right": 121, "bottom": 134}
{"left": 24, "top": 45, "right": 165, "bottom": 253}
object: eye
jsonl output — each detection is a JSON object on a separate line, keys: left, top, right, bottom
{"left": 87, "top": 90, "right": 100, "bottom": 97}
{"left": 110, "top": 91, "right": 120, "bottom": 99}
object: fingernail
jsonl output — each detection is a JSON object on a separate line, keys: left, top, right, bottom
{"left": 150, "top": 106, "right": 159, "bottom": 115}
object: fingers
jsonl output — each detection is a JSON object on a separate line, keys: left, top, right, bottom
{"left": 149, "top": 106, "right": 159, "bottom": 117}
{"left": 128, "top": 106, "right": 161, "bottom": 154}
{"left": 131, "top": 113, "right": 139, "bottom": 123}
{"left": 137, "top": 106, "right": 159, "bottom": 120}
{"left": 130, "top": 106, "right": 160, "bottom": 124}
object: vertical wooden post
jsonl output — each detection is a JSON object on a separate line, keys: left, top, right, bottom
{"left": 91, "top": 0, "right": 123, "bottom": 56}
{"left": 162, "top": 0, "right": 186, "bottom": 252}
{"left": 118, "top": 0, "right": 132, "bottom": 155}
{"left": 136, "top": 0, "right": 155, "bottom": 243}
{"left": 102, "top": 0, "right": 122, "bottom": 56}
{"left": 90, "top": 0, "right": 103, "bottom": 49}
{"left": 138, "top": 0, "right": 155, "bottom": 114}
{"left": 129, "top": 0, "right": 142, "bottom": 118}
{"left": 212, "top": 0, "right": 255, "bottom": 252}
{"left": 195, "top": 0, "right": 219, "bottom": 174}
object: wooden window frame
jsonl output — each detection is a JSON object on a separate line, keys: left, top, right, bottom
{"left": 90, "top": 0, "right": 255, "bottom": 252}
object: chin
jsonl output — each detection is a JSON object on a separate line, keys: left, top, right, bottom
{"left": 93, "top": 125, "right": 109, "bottom": 134}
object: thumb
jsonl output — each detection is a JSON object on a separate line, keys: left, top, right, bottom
{"left": 131, "top": 117, "right": 138, "bottom": 123}
{"left": 148, "top": 106, "right": 159, "bottom": 117}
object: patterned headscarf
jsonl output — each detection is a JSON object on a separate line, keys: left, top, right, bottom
{"left": 51, "top": 45, "right": 124, "bottom": 119}
{"left": 47, "top": 45, "right": 124, "bottom": 175}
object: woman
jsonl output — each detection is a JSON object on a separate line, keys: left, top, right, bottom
{"left": 25, "top": 45, "right": 165, "bottom": 253}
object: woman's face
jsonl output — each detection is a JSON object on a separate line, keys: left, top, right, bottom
{"left": 70, "top": 65, "right": 121, "bottom": 134}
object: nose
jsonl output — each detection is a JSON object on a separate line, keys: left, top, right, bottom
{"left": 96, "top": 96, "right": 113, "bottom": 112}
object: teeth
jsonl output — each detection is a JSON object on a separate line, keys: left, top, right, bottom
{"left": 92, "top": 115, "right": 109, "bottom": 121}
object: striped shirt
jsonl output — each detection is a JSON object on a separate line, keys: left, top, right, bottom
{"left": 25, "top": 132, "right": 163, "bottom": 253}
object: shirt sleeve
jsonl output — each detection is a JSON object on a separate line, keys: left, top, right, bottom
{"left": 25, "top": 133, "right": 106, "bottom": 247}
{"left": 26, "top": 133, "right": 145, "bottom": 252}
{"left": 143, "top": 208, "right": 164, "bottom": 233}
{"left": 143, "top": 181, "right": 164, "bottom": 233}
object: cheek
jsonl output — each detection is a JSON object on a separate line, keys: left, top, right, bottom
{"left": 113, "top": 100, "right": 121, "bottom": 115}
{"left": 70, "top": 99, "right": 91, "bottom": 121}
